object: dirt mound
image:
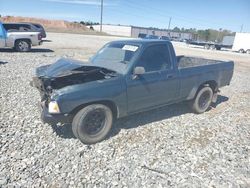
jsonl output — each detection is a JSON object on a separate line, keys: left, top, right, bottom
{"left": 0, "top": 16, "right": 93, "bottom": 33}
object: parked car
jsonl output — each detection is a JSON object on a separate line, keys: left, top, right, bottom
{"left": 3, "top": 22, "right": 46, "bottom": 38}
{"left": 31, "top": 39, "right": 234, "bottom": 144}
{"left": 145, "top": 35, "right": 160, "bottom": 39}
{"left": 0, "top": 22, "right": 42, "bottom": 52}
{"left": 138, "top": 33, "right": 147, "bottom": 38}
{"left": 23, "top": 22, "right": 46, "bottom": 38}
{"left": 160, "top": 36, "right": 170, "bottom": 40}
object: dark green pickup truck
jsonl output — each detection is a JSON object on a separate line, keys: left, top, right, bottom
{"left": 32, "top": 39, "right": 234, "bottom": 144}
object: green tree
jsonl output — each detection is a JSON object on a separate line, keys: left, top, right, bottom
{"left": 172, "top": 27, "right": 181, "bottom": 32}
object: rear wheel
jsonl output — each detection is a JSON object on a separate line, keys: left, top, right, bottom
{"left": 72, "top": 104, "right": 113, "bottom": 144}
{"left": 190, "top": 86, "right": 213, "bottom": 114}
{"left": 239, "top": 49, "right": 245, "bottom": 53}
{"left": 246, "top": 49, "right": 250, "bottom": 54}
{"left": 204, "top": 44, "right": 210, "bottom": 50}
{"left": 15, "top": 40, "right": 31, "bottom": 52}
{"left": 209, "top": 45, "right": 216, "bottom": 50}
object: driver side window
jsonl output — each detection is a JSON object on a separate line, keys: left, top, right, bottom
{"left": 137, "top": 44, "right": 171, "bottom": 72}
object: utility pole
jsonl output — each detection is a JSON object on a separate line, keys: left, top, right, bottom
{"left": 168, "top": 17, "right": 172, "bottom": 37}
{"left": 168, "top": 17, "right": 172, "bottom": 31}
{"left": 240, "top": 24, "right": 243, "bottom": 32}
{"left": 100, "top": 0, "right": 103, "bottom": 32}
{"left": 216, "top": 28, "right": 222, "bottom": 42}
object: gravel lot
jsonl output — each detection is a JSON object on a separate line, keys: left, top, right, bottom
{"left": 0, "top": 33, "right": 250, "bottom": 187}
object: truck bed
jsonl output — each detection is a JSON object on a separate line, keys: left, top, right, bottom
{"left": 177, "top": 56, "right": 226, "bottom": 69}
{"left": 176, "top": 55, "right": 234, "bottom": 100}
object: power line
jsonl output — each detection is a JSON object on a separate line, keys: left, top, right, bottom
{"left": 122, "top": 0, "right": 235, "bottom": 29}
{"left": 107, "top": 5, "right": 208, "bottom": 29}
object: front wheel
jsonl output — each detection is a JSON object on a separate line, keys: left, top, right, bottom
{"left": 246, "top": 49, "right": 250, "bottom": 54}
{"left": 72, "top": 104, "right": 113, "bottom": 144}
{"left": 15, "top": 40, "right": 31, "bottom": 52}
{"left": 190, "top": 86, "right": 213, "bottom": 114}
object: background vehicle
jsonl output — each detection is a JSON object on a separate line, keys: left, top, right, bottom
{"left": 22, "top": 22, "right": 46, "bottom": 38}
{"left": 138, "top": 33, "right": 147, "bottom": 38}
{"left": 138, "top": 33, "right": 160, "bottom": 39}
{"left": 3, "top": 22, "right": 46, "bottom": 38}
{"left": 187, "top": 37, "right": 234, "bottom": 50}
{"left": 0, "top": 22, "right": 42, "bottom": 52}
{"left": 31, "top": 39, "right": 234, "bottom": 144}
{"left": 160, "top": 36, "right": 170, "bottom": 40}
{"left": 232, "top": 33, "right": 250, "bottom": 53}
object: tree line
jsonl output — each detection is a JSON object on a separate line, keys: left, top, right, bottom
{"left": 171, "top": 27, "right": 235, "bottom": 42}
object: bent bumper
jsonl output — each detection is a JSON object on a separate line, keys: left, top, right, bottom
{"left": 40, "top": 103, "right": 72, "bottom": 125}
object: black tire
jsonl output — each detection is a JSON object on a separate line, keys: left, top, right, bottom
{"left": 15, "top": 40, "right": 31, "bottom": 52}
{"left": 239, "top": 49, "right": 245, "bottom": 53}
{"left": 246, "top": 49, "right": 250, "bottom": 54}
{"left": 190, "top": 86, "right": 213, "bottom": 114}
{"left": 72, "top": 104, "right": 113, "bottom": 144}
{"left": 204, "top": 44, "right": 210, "bottom": 50}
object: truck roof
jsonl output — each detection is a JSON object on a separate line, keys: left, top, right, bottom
{"left": 109, "top": 39, "right": 171, "bottom": 46}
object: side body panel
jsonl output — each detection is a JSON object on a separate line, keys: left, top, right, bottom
{"left": 178, "top": 61, "right": 234, "bottom": 100}
{"left": 6, "top": 32, "right": 40, "bottom": 47}
{"left": 55, "top": 76, "right": 128, "bottom": 118}
{"left": 125, "top": 42, "right": 181, "bottom": 114}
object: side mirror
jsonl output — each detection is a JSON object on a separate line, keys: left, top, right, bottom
{"left": 133, "top": 66, "right": 145, "bottom": 79}
{"left": 134, "top": 66, "right": 145, "bottom": 75}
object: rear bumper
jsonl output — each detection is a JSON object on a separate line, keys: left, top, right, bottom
{"left": 40, "top": 102, "right": 72, "bottom": 125}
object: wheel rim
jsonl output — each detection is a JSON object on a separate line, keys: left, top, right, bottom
{"left": 198, "top": 91, "right": 211, "bottom": 110}
{"left": 239, "top": 49, "right": 244, "bottom": 53}
{"left": 18, "top": 41, "right": 29, "bottom": 51}
{"left": 81, "top": 109, "right": 106, "bottom": 135}
{"left": 210, "top": 45, "right": 215, "bottom": 50}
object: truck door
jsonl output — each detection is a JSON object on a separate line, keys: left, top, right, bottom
{"left": 0, "top": 24, "right": 6, "bottom": 47}
{"left": 126, "top": 44, "right": 179, "bottom": 113}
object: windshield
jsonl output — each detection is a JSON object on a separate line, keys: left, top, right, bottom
{"left": 90, "top": 43, "right": 139, "bottom": 74}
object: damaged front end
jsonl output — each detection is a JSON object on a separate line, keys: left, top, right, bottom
{"left": 30, "top": 58, "right": 118, "bottom": 123}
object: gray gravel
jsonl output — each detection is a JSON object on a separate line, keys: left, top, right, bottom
{"left": 0, "top": 33, "right": 250, "bottom": 187}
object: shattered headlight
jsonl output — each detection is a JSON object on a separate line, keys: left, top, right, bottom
{"left": 48, "top": 101, "right": 60, "bottom": 114}
{"left": 50, "top": 92, "right": 59, "bottom": 100}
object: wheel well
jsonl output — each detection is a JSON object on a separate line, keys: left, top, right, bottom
{"left": 15, "top": 38, "right": 31, "bottom": 45}
{"left": 198, "top": 80, "right": 218, "bottom": 93}
{"left": 239, "top": 49, "right": 245, "bottom": 53}
{"left": 70, "top": 100, "right": 118, "bottom": 119}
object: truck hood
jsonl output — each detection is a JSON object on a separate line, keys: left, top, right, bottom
{"left": 36, "top": 58, "right": 116, "bottom": 78}
{"left": 32, "top": 58, "right": 118, "bottom": 94}
{"left": 36, "top": 58, "right": 94, "bottom": 78}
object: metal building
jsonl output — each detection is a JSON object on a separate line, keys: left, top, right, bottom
{"left": 131, "top": 26, "right": 193, "bottom": 39}
{"left": 90, "top": 24, "right": 194, "bottom": 40}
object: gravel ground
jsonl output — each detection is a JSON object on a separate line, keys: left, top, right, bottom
{"left": 0, "top": 33, "right": 250, "bottom": 187}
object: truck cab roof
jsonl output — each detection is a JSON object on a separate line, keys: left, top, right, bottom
{"left": 109, "top": 39, "right": 171, "bottom": 46}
